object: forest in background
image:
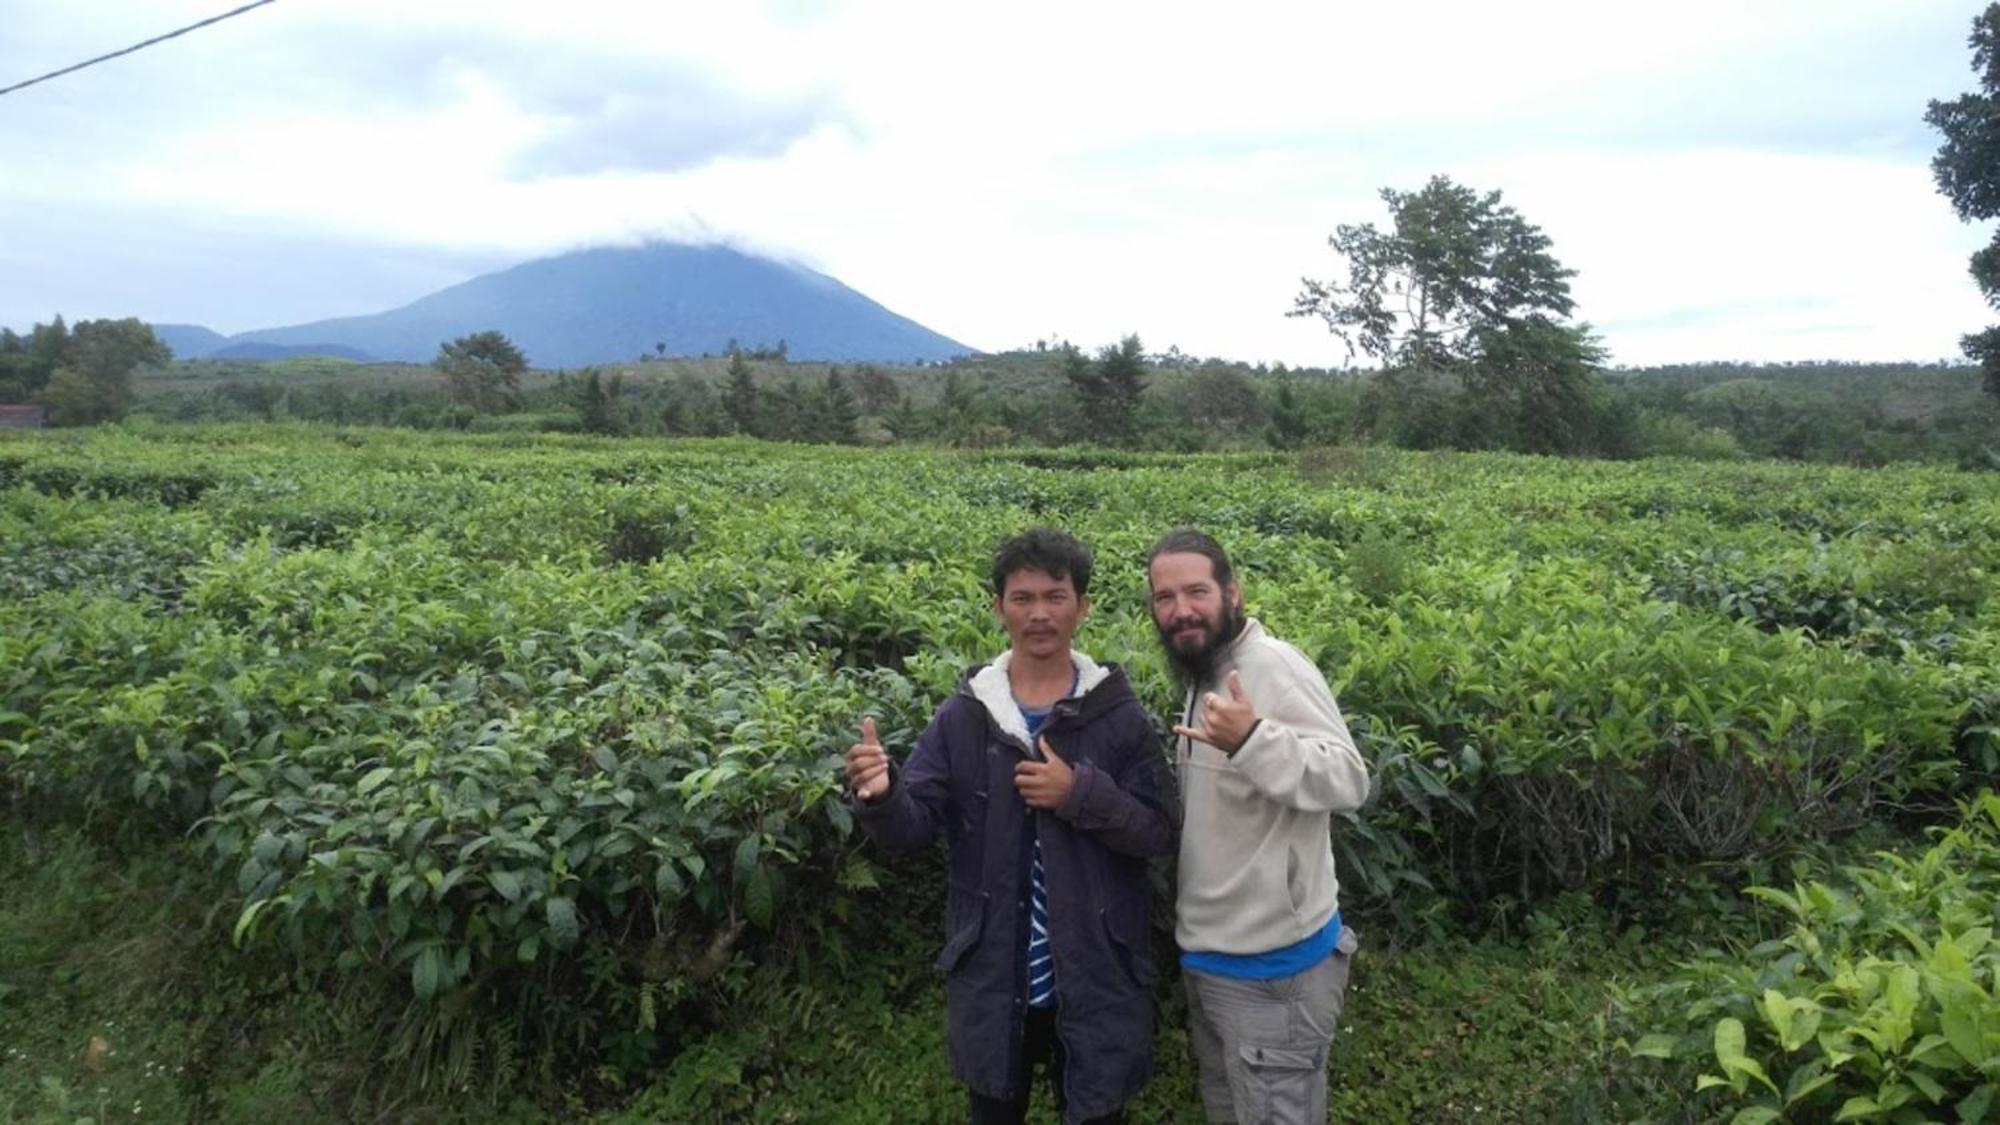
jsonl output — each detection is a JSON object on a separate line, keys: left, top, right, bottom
{"left": 115, "top": 344, "right": 2000, "bottom": 470}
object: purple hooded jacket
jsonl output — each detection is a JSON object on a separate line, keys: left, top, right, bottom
{"left": 854, "top": 653, "right": 1177, "bottom": 1122}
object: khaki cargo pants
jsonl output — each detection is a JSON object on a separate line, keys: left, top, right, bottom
{"left": 1183, "top": 925, "right": 1358, "bottom": 1124}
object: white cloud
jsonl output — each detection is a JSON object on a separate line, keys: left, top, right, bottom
{"left": 1494, "top": 152, "right": 1990, "bottom": 365}
{"left": 0, "top": 0, "right": 1989, "bottom": 364}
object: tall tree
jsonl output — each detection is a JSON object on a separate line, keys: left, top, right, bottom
{"left": 882, "top": 391, "right": 925, "bottom": 442}
{"left": 33, "top": 317, "right": 170, "bottom": 425}
{"left": 1061, "top": 336, "right": 1149, "bottom": 446}
{"left": 1182, "top": 365, "right": 1265, "bottom": 436}
{"left": 1095, "top": 334, "right": 1149, "bottom": 446}
{"left": 849, "top": 364, "right": 900, "bottom": 415}
{"left": 1291, "top": 175, "right": 1576, "bottom": 371}
{"left": 723, "top": 348, "right": 760, "bottom": 436}
{"left": 1467, "top": 318, "right": 1607, "bottom": 455}
{"left": 665, "top": 372, "right": 720, "bottom": 436}
{"left": 574, "top": 368, "right": 623, "bottom": 435}
{"left": 28, "top": 316, "right": 69, "bottom": 374}
{"left": 1291, "top": 175, "right": 1610, "bottom": 453}
{"left": 766, "top": 378, "right": 811, "bottom": 441}
{"left": 1266, "top": 383, "right": 1309, "bottom": 449}
{"left": 819, "top": 368, "right": 861, "bottom": 444}
{"left": 68, "top": 318, "right": 172, "bottom": 382}
{"left": 1927, "top": 3, "right": 2000, "bottom": 401}
{"left": 433, "top": 330, "right": 526, "bottom": 412}
{"left": 1060, "top": 343, "right": 1099, "bottom": 413}
{"left": 936, "top": 370, "right": 978, "bottom": 426}
{"left": 0, "top": 315, "right": 69, "bottom": 401}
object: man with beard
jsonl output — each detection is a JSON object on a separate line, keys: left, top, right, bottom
{"left": 1146, "top": 528, "right": 1370, "bottom": 1125}
{"left": 845, "top": 527, "right": 1176, "bottom": 1125}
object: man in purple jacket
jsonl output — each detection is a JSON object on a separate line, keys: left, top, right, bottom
{"left": 845, "top": 527, "right": 1176, "bottom": 1124}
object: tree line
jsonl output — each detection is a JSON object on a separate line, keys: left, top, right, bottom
{"left": 8, "top": 306, "right": 1991, "bottom": 466}
{"left": 106, "top": 333, "right": 1989, "bottom": 467}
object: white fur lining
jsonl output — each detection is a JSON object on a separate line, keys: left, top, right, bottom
{"left": 967, "top": 649, "right": 1111, "bottom": 749}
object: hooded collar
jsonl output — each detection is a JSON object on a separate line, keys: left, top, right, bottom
{"left": 1220, "top": 616, "right": 1266, "bottom": 663}
{"left": 966, "top": 649, "right": 1112, "bottom": 748}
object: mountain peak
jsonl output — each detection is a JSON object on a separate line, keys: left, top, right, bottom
{"left": 219, "top": 241, "right": 972, "bottom": 366}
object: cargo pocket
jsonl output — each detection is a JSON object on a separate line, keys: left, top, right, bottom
{"left": 1237, "top": 1041, "right": 1326, "bottom": 1124}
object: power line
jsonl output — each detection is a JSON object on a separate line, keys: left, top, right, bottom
{"left": 0, "top": 0, "right": 281, "bottom": 99}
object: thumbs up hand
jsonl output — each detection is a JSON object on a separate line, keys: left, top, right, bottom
{"left": 1172, "top": 670, "right": 1259, "bottom": 755}
{"left": 1014, "top": 736, "right": 1075, "bottom": 810}
{"left": 845, "top": 716, "right": 890, "bottom": 802}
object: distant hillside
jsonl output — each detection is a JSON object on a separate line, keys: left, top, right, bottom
{"left": 1609, "top": 361, "right": 1986, "bottom": 425}
{"left": 152, "top": 323, "right": 229, "bottom": 359}
{"left": 153, "top": 324, "right": 369, "bottom": 362}
{"left": 208, "top": 341, "right": 375, "bottom": 362}
{"left": 226, "top": 242, "right": 973, "bottom": 367}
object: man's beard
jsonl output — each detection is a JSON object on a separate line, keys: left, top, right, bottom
{"left": 1156, "top": 602, "right": 1246, "bottom": 685}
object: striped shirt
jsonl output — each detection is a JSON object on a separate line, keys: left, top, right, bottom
{"left": 1023, "top": 705, "right": 1056, "bottom": 1008}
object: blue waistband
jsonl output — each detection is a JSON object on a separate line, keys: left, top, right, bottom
{"left": 1180, "top": 912, "right": 1341, "bottom": 980}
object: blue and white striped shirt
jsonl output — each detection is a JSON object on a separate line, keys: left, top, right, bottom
{"left": 1023, "top": 705, "right": 1056, "bottom": 1008}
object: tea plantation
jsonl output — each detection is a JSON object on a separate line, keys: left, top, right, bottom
{"left": 3, "top": 426, "right": 1996, "bottom": 1122}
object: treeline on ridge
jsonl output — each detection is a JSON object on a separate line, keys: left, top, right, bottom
{"left": 118, "top": 336, "right": 2000, "bottom": 469}
{"left": 6, "top": 312, "right": 1996, "bottom": 468}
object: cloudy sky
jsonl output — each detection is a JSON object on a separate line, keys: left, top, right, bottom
{"left": 1, "top": 0, "right": 1991, "bottom": 367}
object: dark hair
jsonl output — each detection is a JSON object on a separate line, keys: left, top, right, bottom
{"left": 1146, "top": 527, "right": 1234, "bottom": 590}
{"left": 992, "top": 527, "right": 1093, "bottom": 597}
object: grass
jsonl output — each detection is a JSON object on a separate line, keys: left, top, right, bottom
{"left": 0, "top": 817, "right": 555, "bottom": 1124}
{"left": 600, "top": 892, "right": 1716, "bottom": 1124}
{"left": 1, "top": 820, "right": 215, "bottom": 1123}
{"left": 3, "top": 812, "right": 1717, "bottom": 1123}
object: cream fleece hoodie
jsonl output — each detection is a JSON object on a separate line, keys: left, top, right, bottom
{"left": 1175, "top": 617, "right": 1371, "bottom": 955}
{"left": 964, "top": 648, "right": 1112, "bottom": 749}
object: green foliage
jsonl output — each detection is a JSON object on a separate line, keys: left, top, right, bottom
{"left": 1927, "top": 3, "right": 2000, "bottom": 401}
{"left": 1651, "top": 539, "right": 1986, "bottom": 656}
{"left": 0, "top": 815, "right": 576, "bottom": 1122}
{"left": 67, "top": 318, "right": 174, "bottom": 383}
{"left": 0, "top": 316, "right": 171, "bottom": 424}
{"left": 1467, "top": 318, "right": 1611, "bottom": 455}
{"left": 1150, "top": 368, "right": 1257, "bottom": 448}
{"left": 1291, "top": 175, "right": 1626, "bottom": 454}
{"left": 434, "top": 331, "right": 528, "bottom": 413}
{"left": 818, "top": 368, "right": 860, "bottom": 445}
{"left": 723, "top": 350, "right": 758, "bottom": 436}
{"left": 1291, "top": 175, "right": 1577, "bottom": 370}
{"left": 573, "top": 369, "right": 624, "bottom": 436}
{"left": 1265, "top": 382, "right": 1309, "bottom": 448}
{"left": 3, "top": 425, "right": 1997, "bottom": 1113}
{"left": 119, "top": 346, "right": 1998, "bottom": 465}
{"left": 1342, "top": 527, "right": 1413, "bottom": 605}
{"left": 0, "top": 316, "right": 68, "bottom": 401}
{"left": 1616, "top": 361, "right": 2000, "bottom": 467}
{"left": 38, "top": 366, "right": 126, "bottom": 427}
{"left": 625, "top": 892, "right": 1696, "bottom": 1123}
{"left": 1618, "top": 792, "right": 2000, "bottom": 1123}
{"left": 1058, "top": 336, "right": 1151, "bottom": 447}
{"left": 1634, "top": 409, "right": 1747, "bottom": 461}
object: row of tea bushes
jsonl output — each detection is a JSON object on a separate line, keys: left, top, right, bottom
{"left": 2, "top": 424, "right": 1995, "bottom": 1078}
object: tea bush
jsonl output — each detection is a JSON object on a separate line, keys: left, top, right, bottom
{"left": 2, "top": 424, "right": 1996, "bottom": 1091}
{"left": 1617, "top": 792, "right": 2000, "bottom": 1123}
